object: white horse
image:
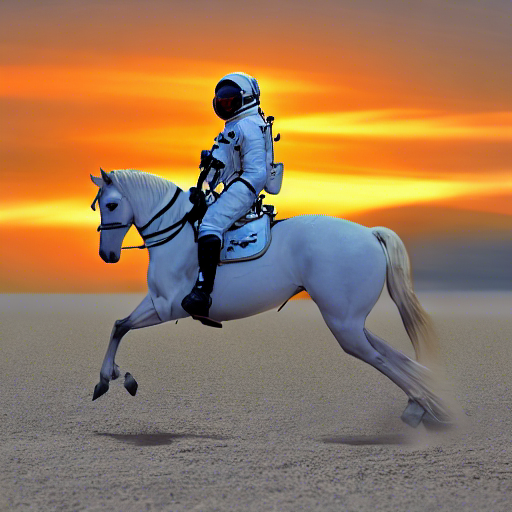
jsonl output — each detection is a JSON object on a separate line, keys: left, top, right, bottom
{"left": 90, "top": 168, "right": 451, "bottom": 429}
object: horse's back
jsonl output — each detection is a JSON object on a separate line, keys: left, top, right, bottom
{"left": 271, "top": 214, "right": 385, "bottom": 268}
{"left": 271, "top": 215, "right": 387, "bottom": 316}
{"left": 273, "top": 214, "right": 376, "bottom": 243}
{"left": 212, "top": 214, "right": 387, "bottom": 321}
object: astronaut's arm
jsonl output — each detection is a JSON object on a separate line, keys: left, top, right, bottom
{"left": 197, "top": 149, "right": 225, "bottom": 190}
{"left": 240, "top": 128, "right": 267, "bottom": 191}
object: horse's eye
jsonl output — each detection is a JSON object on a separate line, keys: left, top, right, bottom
{"left": 106, "top": 202, "right": 118, "bottom": 211}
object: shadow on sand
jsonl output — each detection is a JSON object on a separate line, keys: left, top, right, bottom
{"left": 322, "top": 434, "right": 407, "bottom": 446}
{"left": 95, "top": 432, "right": 228, "bottom": 446}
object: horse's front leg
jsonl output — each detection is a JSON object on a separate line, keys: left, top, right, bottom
{"left": 92, "top": 294, "right": 162, "bottom": 400}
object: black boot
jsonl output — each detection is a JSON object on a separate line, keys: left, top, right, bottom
{"left": 181, "top": 235, "right": 221, "bottom": 319}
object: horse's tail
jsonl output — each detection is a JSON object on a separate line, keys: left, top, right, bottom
{"left": 372, "top": 227, "right": 438, "bottom": 364}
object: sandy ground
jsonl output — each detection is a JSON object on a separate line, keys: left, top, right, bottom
{"left": 1, "top": 292, "right": 511, "bottom": 511}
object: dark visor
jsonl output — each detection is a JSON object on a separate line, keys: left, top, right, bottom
{"left": 213, "top": 84, "right": 242, "bottom": 120}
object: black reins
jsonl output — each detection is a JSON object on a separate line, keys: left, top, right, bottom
{"left": 137, "top": 188, "right": 181, "bottom": 232}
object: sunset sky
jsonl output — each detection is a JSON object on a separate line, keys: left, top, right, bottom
{"left": 1, "top": 0, "right": 511, "bottom": 292}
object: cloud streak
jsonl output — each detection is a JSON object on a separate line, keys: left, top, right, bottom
{"left": 2, "top": 170, "right": 509, "bottom": 227}
{"left": 0, "top": 63, "right": 331, "bottom": 101}
{"left": 279, "top": 110, "right": 512, "bottom": 140}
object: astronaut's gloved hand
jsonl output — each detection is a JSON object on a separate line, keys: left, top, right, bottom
{"left": 188, "top": 187, "right": 207, "bottom": 221}
{"left": 200, "top": 150, "right": 212, "bottom": 170}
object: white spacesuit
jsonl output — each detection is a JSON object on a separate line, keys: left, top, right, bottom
{"left": 200, "top": 103, "right": 268, "bottom": 239}
{"left": 181, "top": 72, "right": 274, "bottom": 323}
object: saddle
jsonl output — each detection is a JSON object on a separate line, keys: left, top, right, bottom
{"left": 189, "top": 189, "right": 278, "bottom": 264}
{"left": 220, "top": 200, "right": 277, "bottom": 264}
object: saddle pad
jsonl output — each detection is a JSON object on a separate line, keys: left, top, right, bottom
{"left": 220, "top": 214, "right": 271, "bottom": 264}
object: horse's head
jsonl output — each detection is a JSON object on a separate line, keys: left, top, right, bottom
{"left": 91, "top": 169, "right": 134, "bottom": 263}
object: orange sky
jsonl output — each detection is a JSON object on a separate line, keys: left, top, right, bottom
{"left": 1, "top": 0, "right": 511, "bottom": 292}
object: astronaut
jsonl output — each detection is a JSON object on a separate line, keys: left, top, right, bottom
{"left": 181, "top": 72, "right": 270, "bottom": 321}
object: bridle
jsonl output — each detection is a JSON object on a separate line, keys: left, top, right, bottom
{"left": 93, "top": 187, "right": 198, "bottom": 250}
{"left": 97, "top": 222, "right": 132, "bottom": 232}
{"left": 92, "top": 188, "right": 133, "bottom": 234}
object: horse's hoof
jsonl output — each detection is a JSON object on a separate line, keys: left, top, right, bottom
{"left": 111, "top": 364, "right": 120, "bottom": 380}
{"left": 124, "top": 372, "right": 138, "bottom": 396}
{"left": 401, "top": 398, "right": 426, "bottom": 428}
{"left": 92, "top": 378, "right": 109, "bottom": 401}
{"left": 422, "top": 411, "right": 454, "bottom": 431}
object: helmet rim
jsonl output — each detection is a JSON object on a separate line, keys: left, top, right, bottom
{"left": 213, "top": 72, "right": 260, "bottom": 120}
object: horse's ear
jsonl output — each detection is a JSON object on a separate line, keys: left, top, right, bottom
{"left": 90, "top": 174, "right": 103, "bottom": 187}
{"left": 100, "top": 167, "right": 112, "bottom": 185}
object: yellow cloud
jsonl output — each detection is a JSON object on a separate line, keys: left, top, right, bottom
{"left": 2, "top": 170, "right": 510, "bottom": 227}
{"left": 0, "top": 199, "right": 97, "bottom": 227}
{"left": 279, "top": 110, "right": 512, "bottom": 140}
{"left": 274, "top": 170, "right": 512, "bottom": 217}
{"left": 75, "top": 108, "right": 512, "bottom": 162}
{"left": 0, "top": 65, "right": 210, "bottom": 101}
{"left": 0, "top": 63, "right": 330, "bottom": 101}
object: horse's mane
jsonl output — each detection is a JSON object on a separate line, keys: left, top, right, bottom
{"left": 109, "top": 170, "right": 178, "bottom": 226}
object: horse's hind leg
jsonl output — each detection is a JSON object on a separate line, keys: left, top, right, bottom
{"left": 320, "top": 313, "right": 444, "bottom": 427}
{"left": 93, "top": 294, "right": 162, "bottom": 401}
{"left": 364, "top": 328, "right": 452, "bottom": 428}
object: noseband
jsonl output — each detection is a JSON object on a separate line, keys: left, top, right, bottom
{"left": 97, "top": 222, "right": 132, "bottom": 232}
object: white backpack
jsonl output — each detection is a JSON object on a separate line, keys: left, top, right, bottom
{"left": 261, "top": 115, "right": 284, "bottom": 195}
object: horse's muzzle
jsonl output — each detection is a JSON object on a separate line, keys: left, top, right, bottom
{"left": 99, "top": 249, "right": 120, "bottom": 263}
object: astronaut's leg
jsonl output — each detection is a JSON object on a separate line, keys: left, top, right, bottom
{"left": 181, "top": 182, "right": 256, "bottom": 320}
{"left": 181, "top": 234, "right": 221, "bottom": 318}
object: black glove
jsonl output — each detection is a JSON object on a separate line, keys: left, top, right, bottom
{"left": 200, "top": 150, "right": 213, "bottom": 170}
{"left": 197, "top": 149, "right": 225, "bottom": 190}
{"left": 189, "top": 186, "right": 204, "bottom": 204}
{"left": 188, "top": 187, "right": 207, "bottom": 221}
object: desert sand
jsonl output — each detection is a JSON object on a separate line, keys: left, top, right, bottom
{"left": 1, "top": 292, "right": 511, "bottom": 511}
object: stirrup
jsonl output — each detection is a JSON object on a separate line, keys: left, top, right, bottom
{"left": 181, "top": 289, "right": 222, "bottom": 328}
{"left": 190, "top": 314, "right": 222, "bottom": 329}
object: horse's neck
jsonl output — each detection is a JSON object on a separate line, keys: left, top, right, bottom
{"left": 147, "top": 215, "right": 198, "bottom": 284}
{"left": 142, "top": 189, "right": 197, "bottom": 265}
{"left": 136, "top": 188, "right": 191, "bottom": 234}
